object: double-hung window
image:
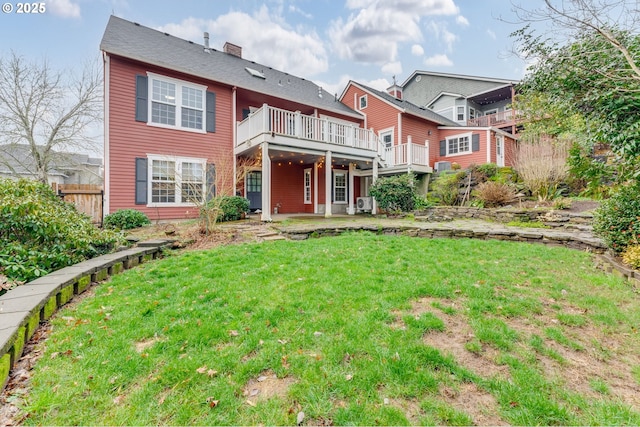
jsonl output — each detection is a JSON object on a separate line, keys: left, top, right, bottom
{"left": 303, "top": 168, "right": 312, "bottom": 204}
{"left": 149, "top": 155, "right": 206, "bottom": 205}
{"left": 149, "top": 73, "right": 205, "bottom": 132}
{"left": 446, "top": 133, "right": 471, "bottom": 155}
{"left": 333, "top": 171, "right": 347, "bottom": 204}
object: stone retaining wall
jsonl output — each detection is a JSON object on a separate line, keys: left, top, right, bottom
{"left": 0, "top": 240, "right": 171, "bottom": 391}
{"left": 415, "top": 206, "right": 594, "bottom": 230}
{"left": 282, "top": 224, "right": 606, "bottom": 253}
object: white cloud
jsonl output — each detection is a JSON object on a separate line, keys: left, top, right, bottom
{"left": 329, "top": 0, "right": 459, "bottom": 64}
{"left": 156, "top": 6, "right": 328, "bottom": 78}
{"left": 157, "top": 17, "right": 206, "bottom": 41}
{"left": 381, "top": 61, "right": 402, "bottom": 76}
{"left": 366, "top": 77, "right": 392, "bottom": 91}
{"left": 411, "top": 44, "right": 425, "bottom": 56}
{"left": 456, "top": 15, "right": 469, "bottom": 26}
{"left": 47, "top": 0, "right": 81, "bottom": 18}
{"left": 424, "top": 54, "right": 453, "bottom": 67}
{"left": 288, "top": 5, "right": 313, "bottom": 19}
{"left": 487, "top": 29, "right": 497, "bottom": 40}
{"left": 427, "top": 21, "right": 457, "bottom": 52}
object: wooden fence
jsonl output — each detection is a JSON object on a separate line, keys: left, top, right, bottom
{"left": 52, "top": 183, "right": 104, "bottom": 226}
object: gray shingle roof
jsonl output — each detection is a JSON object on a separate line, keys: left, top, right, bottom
{"left": 0, "top": 144, "right": 102, "bottom": 176}
{"left": 100, "top": 16, "right": 361, "bottom": 119}
{"left": 349, "top": 81, "right": 459, "bottom": 127}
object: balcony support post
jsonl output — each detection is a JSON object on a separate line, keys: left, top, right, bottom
{"left": 372, "top": 159, "right": 378, "bottom": 215}
{"left": 261, "top": 142, "right": 272, "bottom": 222}
{"left": 325, "top": 150, "right": 332, "bottom": 218}
{"left": 348, "top": 162, "right": 355, "bottom": 215}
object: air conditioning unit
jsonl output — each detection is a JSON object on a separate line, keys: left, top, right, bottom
{"left": 356, "top": 196, "right": 373, "bottom": 212}
{"left": 434, "top": 161, "right": 451, "bottom": 172}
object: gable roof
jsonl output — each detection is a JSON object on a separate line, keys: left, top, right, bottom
{"left": 100, "top": 16, "right": 361, "bottom": 119}
{"left": 401, "top": 70, "right": 518, "bottom": 88}
{"left": 342, "top": 81, "right": 459, "bottom": 127}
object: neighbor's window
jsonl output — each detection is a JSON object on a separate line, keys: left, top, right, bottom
{"left": 149, "top": 73, "right": 205, "bottom": 132}
{"left": 446, "top": 134, "right": 471, "bottom": 155}
{"left": 149, "top": 156, "right": 205, "bottom": 205}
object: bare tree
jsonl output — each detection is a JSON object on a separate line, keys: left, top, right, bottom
{"left": 510, "top": 0, "right": 640, "bottom": 82}
{"left": 0, "top": 52, "right": 102, "bottom": 184}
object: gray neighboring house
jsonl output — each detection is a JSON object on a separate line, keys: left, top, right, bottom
{"left": 399, "top": 71, "right": 519, "bottom": 133}
{"left": 0, "top": 144, "right": 103, "bottom": 185}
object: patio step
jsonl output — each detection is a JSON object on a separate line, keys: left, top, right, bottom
{"left": 257, "top": 231, "right": 286, "bottom": 241}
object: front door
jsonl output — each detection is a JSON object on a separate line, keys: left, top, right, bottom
{"left": 496, "top": 136, "right": 505, "bottom": 167}
{"left": 246, "top": 171, "right": 262, "bottom": 211}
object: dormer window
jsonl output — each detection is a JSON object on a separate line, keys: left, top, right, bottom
{"left": 359, "top": 95, "right": 368, "bottom": 110}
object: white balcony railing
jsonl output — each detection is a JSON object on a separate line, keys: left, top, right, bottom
{"left": 237, "top": 104, "right": 430, "bottom": 169}
{"left": 383, "top": 141, "right": 429, "bottom": 168}
{"left": 237, "top": 104, "right": 378, "bottom": 152}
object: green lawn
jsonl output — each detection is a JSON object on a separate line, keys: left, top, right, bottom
{"left": 21, "top": 233, "right": 640, "bottom": 425}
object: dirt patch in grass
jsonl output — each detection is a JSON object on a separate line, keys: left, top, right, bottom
{"left": 242, "top": 370, "right": 296, "bottom": 404}
{"left": 440, "top": 383, "right": 509, "bottom": 426}
{"left": 411, "top": 294, "right": 640, "bottom": 414}
{"left": 134, "top": 336, "right": 163, "bottom": 353}
{"left": 412, "top": 298, "right": 512, "bottom": 381}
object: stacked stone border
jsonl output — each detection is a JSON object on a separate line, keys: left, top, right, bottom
{"left": 414, "top": 206, "right": 594, "bottom": 231}
{"left": 0, "top": 240, "right": 172, "bottom": 392}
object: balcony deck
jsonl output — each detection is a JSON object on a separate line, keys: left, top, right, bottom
{"left": 236, "top": 104, "right": 430, "bottom": 170}
{"left": 467, "top": 110, "right": 517, "bottom": 129}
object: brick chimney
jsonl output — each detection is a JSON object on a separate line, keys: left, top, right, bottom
{"left": 223, "top": 42, "right": 242, "bottom": 58}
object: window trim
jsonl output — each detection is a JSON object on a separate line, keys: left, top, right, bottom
{"left": 379, "top": 127, "right": 394, "bottom": 149}
{"left": 445, "top": 132, "right": 473, "bottom": 157}
{"left": 456, "top": 105, "right": 465, "bottom": 121}
{"left": 147, "top": 154, "right": 207, "bottom": 207}
{"left": 303, "top": 168, "right": 312, "bottom": 204}
{"left": 359, "top": 94, "right": 368, "bottom": 110}
{"left": 147, "top": 72, "right": 207, "bottom": 134}
{"left": 333, "top": 170, "right": 348, "bottom": 204}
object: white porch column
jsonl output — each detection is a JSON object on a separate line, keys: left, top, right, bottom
{"left": 407, "top": 135, "right": 413, "bottom": 167}
{"left": 261, "top": 142, "right": 272, "bottom": 221}
{"left": 372, "top": 158, "right": 378, "bottom": 215}
{"left": 325, "top": 150, "right": 332, "bottom": 218}
{"left": 313, "top": 162, "right": 319, "bottom": 214}
{"left": 348, "top": 162, "right": 355, "bottom": 215}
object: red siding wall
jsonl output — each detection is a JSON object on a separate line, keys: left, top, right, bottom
{"left": 342, "top": 85, "right": 399, "bottom": 144}
{"left": 271, "top": 161, "right": 307, "bottom": 214}
{"left": 433, "top": 129, "right": 488, "bottom": 170}
{"left": 107, "top": 55, "right": 233, "bottom": 220}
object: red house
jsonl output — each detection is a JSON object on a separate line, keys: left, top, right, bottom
{"left": 340, "top": 81, "right": 518, "bottom": 174}
{"left": 101, "top": 16, "right": 518, "bottom": 222}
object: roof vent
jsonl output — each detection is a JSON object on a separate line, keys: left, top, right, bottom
{"left": 224, "top": 42, "right": 242, "bottom": 58}
{"left": 318, "top": 87, "right": 322, "bottom": 98}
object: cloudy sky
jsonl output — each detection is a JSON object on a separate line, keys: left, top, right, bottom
{"left": 1, "top": 0, "right": 539, "bottom": 95}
